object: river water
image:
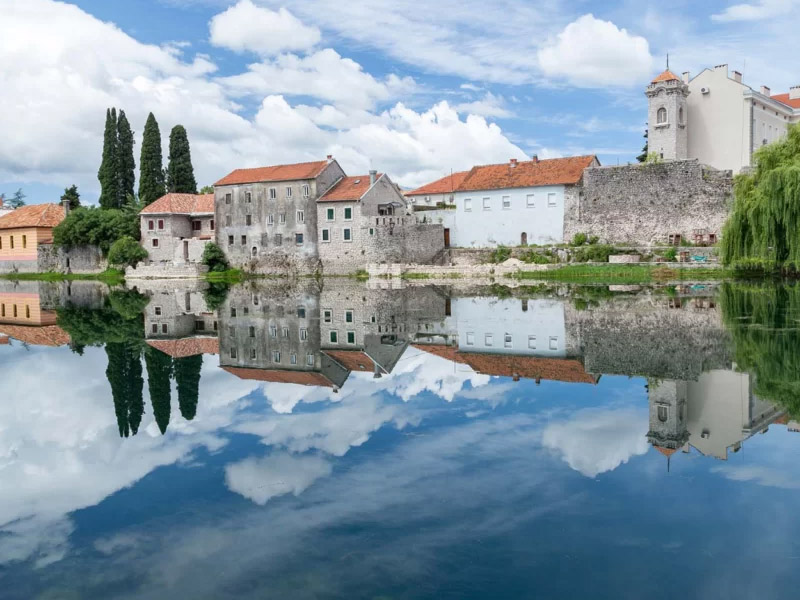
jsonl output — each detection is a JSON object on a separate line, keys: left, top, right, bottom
{"left": 1, "top": 278, "right": 798, "bottom": 599}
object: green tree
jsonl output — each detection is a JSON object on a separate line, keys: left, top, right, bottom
{"left": 60, "top": 185, "right": 81, "bottom": 211}
{"left": 145, "top": 346, "right": 173, "bottom": 435}
{"left": 174, "top": 355, "right": 202, "bottom": 420}
{"left": 138, "top": 112, "right": 166, "bottom": 205}
{"left": 5, "top": 188, "right": 26, "bottom": 209}
{"left": 636, "top": 128, "right": 648, "bottom": 163}
{"left": 98, "top": 108, "right": 120, "bottom": 209}
{"left": 201, "top": 241, "right": 229, "bottom": 272}
{"left": 199, "top": 185, "right": 214, "bottom": 194}
{"left": 721, "top": 123, "right": 800, "bottom": 271}
{"left": 53, "top": 206, "right": 139, "bottom": 254}
{"left": 108, "top": 235, "right": 148, "bottom": 268}
{"left": 167, "top": 125, "right": 198, "bottom": 194}
{"left": 116, "top": 110, "right": 136, "bottom": 206}
{"left": 105, "top": 341, "right": 145, "bottom": 437}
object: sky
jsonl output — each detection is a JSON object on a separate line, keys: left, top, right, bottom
{"left": 1, "top": 0, "right": 799, "bottom": 204}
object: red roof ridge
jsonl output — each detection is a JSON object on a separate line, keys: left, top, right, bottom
{"left": 214, "top": 160, "right": 331, "bottom": 187}
{"left": 771, "top": 92, "right": 800, "bottom": 109}
{"left": 406, "top": 170, "right": 471, "bottom": 197}
{"left": 318, "top": 174, "right": 383, "bottom": 203}
{"left": 140, "top": 193, "right": 214, "bottom": 215}
{"left": 221, "top": 366, "right": 335, "bottom": 387}
{"left": 457, "top": 155, "right": 597, "bottom": 192}
{"left": 651, "top": 69, "right": 681, "bottom": 83}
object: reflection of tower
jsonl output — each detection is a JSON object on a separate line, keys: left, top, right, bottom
{"left": 646, "top": 379, "right": 689, "bottom": 468}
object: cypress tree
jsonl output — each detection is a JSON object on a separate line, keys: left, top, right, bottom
{"left": 174, "top": 355, "right": 203, "bottom": 420}
{"left": 98, "top": 108, "right": 119, "bottom": 209}
{"left": 138, "top": 113, "right": 166, "bottom": 205}
{"left": 60, "top": 185, "right": 81, "bottom": 211}
{"left": 145, "top": 346, "right": 173, "bottom": 435}
{"left": 105, "top": 341, "right": 144, "bottom": 438}
{"left": 167, "top": 125, "right": 198, "bottom": 194}
{"left": 116, "top": 110, "right": 136, "bottom": 206}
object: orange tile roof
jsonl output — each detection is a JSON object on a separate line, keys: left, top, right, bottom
{"left": 140, "top": 193, "right": 214, "bottom": 215}
{"left": 411, "top": 343, "right": 465, "bottom": 363}
{"left": 221, "top": 366, "right": 335, "bottom": 387}
{"left": 654, "top": 446, "right": 678, "bottom": 457}
{"left": 146, "top": 337, "right": 219, "bottom": 358}
{"left": 651, "top": 69, "right": 681, "bottom": 83}
{"left": 214, "top": 160, "right": 330, "bottom": 186}
{"left": 405, "top": 171, "right": 470, "bottom": 197}
{"left": 0, "top": 203, "right": 65, "bottom": 230}
{"left": 318, "top": 175, "right": 382, "bottom": 203}
{"left": 0, "top": 324, "right": 70, "bottom": 346}
{"left": 324, "top": 350, "right": 375, "bottom": 372}
{"left": 0, "top": 335, "right": 9, "bottom": 345}
{"left": 457, "top": 155, "right": 597, "bottom": 192}
{"left": 771, "top": 93, "right": 800, "bottom": 109}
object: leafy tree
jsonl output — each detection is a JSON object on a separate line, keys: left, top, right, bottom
{"left": 106, "top": 341, "right": 145, "bottom": 437}
{"left": 60, "top": 185, "right": 81, "bottom": 210}
{"left": 201, "top": 241, "right": 229, "bottom": 272}
{"left": 174, "top": 355, "right": 202, "bottom": 420}
{"left": 199, "top": 185, "right": 214, "bottom": 194}
{"left": 108, "top": 235, "right": 148, "bottom": 268}
{"left": 203, "top": 281, "right": 230, "bottom": 312}
{"left": 722, "top": 123, "right": 800, "bottom": 271}
{"left": 116, "top": 110, "right": 136, "bottom": 206}
{"left": 138, "top": 112, "right": 166, "bottom": 205}
{"left": 167, "top": 125, "right": 198, "bottom": 194}
{"left": 636, "top": 128, "right": 648, "bottom": 163}
{"left": 145, "top": 346, "right": 173, "bottom": 435}
{"left": 53, "top": 206, "right": 139, "bottom": 254}
{"left": 98, "top": 108, "right": 120, "bottom": 209}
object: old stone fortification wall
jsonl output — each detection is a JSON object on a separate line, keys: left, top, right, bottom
{"left": 37, "top": 244, "right": 106, "bottom": 274}
{"left": 126, "top": 263, "right": 209, "bottom": 279}
{"left": 564, "top": 160, "right": 733, "bottom": 245}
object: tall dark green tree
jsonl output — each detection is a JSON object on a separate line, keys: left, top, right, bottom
{"left": 636, "top": 128, "right": 649, "bottom": 163}
{"left": 174, "top": 355, "right": 203, "bottom": 420}
{"left": 138, "top": 113, "right": 166, "bottom": 205}
{"left": 167, "top": 125, "right": 198, "bottom": 194}
{"left": 116, "top": 110, "right": 136, "bottom": 206}
{"left": 98, "top": 108, "right": 120, "bottom": 209}
{"left": 145, "top": 346, "right": 173, "bottom": 435}
{"left": 105, "top": 342, "right": 145, "bottom": 437}
{"left": 60, "top": 185, "right": 81, "bottom": 210}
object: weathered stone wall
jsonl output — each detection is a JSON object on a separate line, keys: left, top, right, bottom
{"left": 140, "top": 214, "right": 212, "bottom": 265}
{"left": 125, "top": 263, "right": 208, "bottom": 280}
{"left": 564, "top": 160, "right": 733, "bottom": 245}
{"left": 37, "top": 244, "right": 105, "bottom": 274}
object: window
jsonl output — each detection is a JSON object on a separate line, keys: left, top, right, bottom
{"left": 158, "top": 219, "right": 164, "bottom": 230}
{"left": 245, "top": 214, "right": 252, "bottom": 226}
{"left": 466, "top": 332, "right": 475, "bottom": 345}
{"left": 502, "top": 196, "right": 511, "bottom": 210}
{"left": 286, "top": 186, "right": 292, "bottom": 198}
{"left": 369, "top": 228, "right": 374, "bottom": 236}
{"left": 485, "top": 333, "right": 493, "bottom": 347}
{"left": 250, "top": 348, "right": 257, "bottom": 360}
{"left": 526, "top": 194, "right": 535, "bottom": 208}
{"left": 504, "top": 333, "right": 512, "bottom": 348}
{"left": 269, "top": 324, "right": 277, "bottom": 337}
{"left": 9, "top": 236, "right": 13, "bottom": 249}
{"left": 464, "top": 198, "right": 472, "bottom": 212}
{"left": 195, "top": 320, "right": 205, "bottom": 331}
{"left": 302, "top": 184, "right": 310, "bottom": 197}
{"left": 295, "top": 233, "right": 304, "bottom": 245}
{"left": 290, "top": 353, "right": 297, "bottom": 365}
{"left": 297, "top": 210, "right": 304, "bottom": 224}
{"left": 326, "top": 207, "right": 335, "bottom": 221}
{"left": 323, "top": 309, "right": 332, "bottom": 323}
{"left": 297, "top": 306, "right": 306, "bottom": 318}
{"left": 228, "top": 235, "right": 234, "bottom": 246}
{"left": 269, "top": 187, "right": 277, "bottom": 200}
{"left": 275, "top": 234, "right": 282, "bottom": 246}
{"left": 347, "top": 331, "right": 355, "bottom": 344}
{"left": 344, "top": 207, "right": 352, "bottom": 220}
{"left": 245, "top": 191, "right": 252, "bottom": 203}
{"left": 251, "top": 246, "right": 258, "bottom": 257}
{"left": 229, "top": 325, "right": 235, "bottom": 337}
{"left": 249, "top": 326, "right": 255, "bottom": 338}
{"left": 1, "top": 304, "right": 4, "bottom": 317}
{"left": 343, "top": 228, "right": 352, "bottom": 242}
{"left": 307, "top": 353, "right": 314, "bottom": 366}
{"left": 549, "top": 336, "right": 558, "bottom": 350}
{"left": 253, "top": 294, "right": 259, "bottom": 306}
{"left": 152, "top": 238, "right": 159, "bottom": 248}
{"left": 321, "top": 228, "right": 330, "bottom": 242}
{"left": 267, "top": 214, "right": 274, "bottom": 226}
{"left": 528, "top": 335, "right": 536, "bottom": 349}
{"left": 656, "top": 107, "right": 667, "bottom": 124}
{"left": 230, "top": 347, "right": 237, "bottom": 359}
{"left": 272, "top": 350, "right": 281, "bottom": 363}
{"left": 225, "top": 193, "right": 232, "bottom": 204}
{"left": 211, "top": 220, "right": 215, "bottom": 230}
{"left": 241, "top": 235, "right": 246, "bottom": 245}
{"left": 151, "top": 323, "right": 158, "bottom": 334}
{"left": 547, "top": 193, "right": 557, "bottom": 208}
{"left": 26, "top": 305, "right": 30, "bottom": 319}
{"left": 21, "top": 235, "right": 26, "bottom": 249}
{"left": 148, "top": 220, "right": 155, "bottom": 230}
{"left": 483, "top": 197, "right": 491, "bottom": 211}
{"left": 678, "top": 107, "right": 684, "bottom": 125}
{"left": 161, "top": 323, "right": 168, "bottom": 334}
{"left": 226, "top": 215, "right": 232, "bottom": 226}
{"left": 192, "top": 220, "right": 202, "bottom": 231}
{"left": 345, "top": 310, "right": 354, "bottom": 323}
{"left": 330, "top": 331, "right": 338, "bottom": 343}
{"left": 242, "top": 307, "right": 249, "bottom": 315}
{"left": 230, "top": 307, "right": 237, "bottom": 317}
{"left": 658, "top": 405, "right": 668, "bottom": 422}
{"left": 279, "top": 213, "right": 286, "bottom": 224}
{"left": 281, "top": 327, "right": 289, "bottom": 338}
{"left": 154, "top": 306, "right": 162, "bottom": 316}
{"left": 300, "top": 327, "right": 308, "bottom": 340}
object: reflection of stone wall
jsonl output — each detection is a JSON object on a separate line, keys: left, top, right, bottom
{"left": 0, "top": 279, "right": 108, "bottom": 311}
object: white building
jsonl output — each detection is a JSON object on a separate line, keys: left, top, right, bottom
{"left": 404, "top": 170, "right": 469, "bottom": 206}
{"left": 647, "top": 64, "right": 800, "bottom": 173}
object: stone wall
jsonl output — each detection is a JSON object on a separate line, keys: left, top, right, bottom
{"left": 125, "top": 263, "right": 209, "bottom": 280}
{"left": 564, "top": 160, "right": 733, "bottom": 245}
{"left": 37, "top": 244, "right": 105, "bottom": 274}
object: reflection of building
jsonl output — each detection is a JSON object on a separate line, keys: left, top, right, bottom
{"left": 0, "top": 281, "right": 70, "bottom": 347}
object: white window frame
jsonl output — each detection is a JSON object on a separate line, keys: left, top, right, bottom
{"left": 267, "top": 214, "right": 274, "bottom": 226}
{"left": 269, "top": 187, "right": 277, "bottom": 199}
{"left": 272, "top": 350, "right": 281, "bottom": 363}
{"left": 279, "top": 213, "right": 286, "bottom": 225}
{"left": 330, "top": 330, "right": 338, "bottom": 344}
{"left": 504, "top": 333, "right": 512, "bottom": 348}
{"left": 285, "top": 186, "right": 292, "bottom": 198}
{"left": 300, "top": 327, "right": 308, "bottom": 341}
{"left": 302, "top": 184, "right": 310, "bottom": 197}
{"left": 346, "top": 331, "right": 356, "bottom": 345}
{"left": 485, "top": 333, "right": 493, "bottom": 347}
{"left": 464, "top": 198, "right": 472, "bottom": 212}
{"left": 290, "top": 353, "right": 297, "bottom": 365}
{"left": 526, "top": 194, "right": 535, "bottom": 208}
{"left": 345, "top": 310, "right": 354, "bottom": 323}
{"left": 321, "top": 228, "right": 330, "bottom": 242}
{"left": 343, "top": 228, "right": 352, "bottom": 242}
{"left": 326, "top": 207, "right": 335, "bottom": 221}
{"left": 344, "top": 206, "right": 353, "bottom": 221}
{"left": 307, "top": 353, "right": 314, "bottom": 366}
{"left": 466, "top": 332, "right": 475, "bottom": 346}
{"left": 482, "top": 197, "right": 491, "bottom": 211}
{"left": 547, "top": 193, "right": 557, "bottom": 208}
{"left": 269, "top": 324, "right": 277, "bottom": 338}
{"left": 549, "top": 336, "right": 558, "bottom": 350}
{"left": 502, "top": 196, "right": 511, "bottom": 210}
{"left": 323, "top": 309, "right": 332, "bottom": 323}
{"left": 297, "top": 210, "right": 304, "bottom": 224}
{"left": 528, "top": 335, "right": 537, "bottom": 349}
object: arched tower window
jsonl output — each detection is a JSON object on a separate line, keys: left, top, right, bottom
{"left": 657, "top": 405, "right": 668, "bottom": 422}
{"left": 678, "top": 107, "right": 684, "bottom": 125}
{"left": 657, "top": 107, "right": 667, "bottom": 124}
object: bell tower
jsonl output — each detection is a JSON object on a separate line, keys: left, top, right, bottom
{"left": 645, "top": 57, "right": 690, "bottom": 161}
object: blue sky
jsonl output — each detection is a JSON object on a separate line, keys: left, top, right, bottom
{"left": 2, "top": 0, "right": 799, "bottom": 204}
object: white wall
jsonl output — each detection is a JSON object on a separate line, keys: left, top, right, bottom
{"left": 452, "top": 184, "right": 566, "bottom": 247}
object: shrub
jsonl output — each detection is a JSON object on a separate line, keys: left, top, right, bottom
{"left": 663, "top": 247, "right": 677, "bottom": 262}
{"left": 588, "top": 236, "right": 599, "bottom": 245}
{"left": 53, "top": 206, "right": 140, "bottom": 254}
{"left": 108, "top": 236, "right": 148, "bottom": 268}
{"left": 489, "top": 245, "right": 512, "bottom": 263}
{"left": 571, "top": 232, "right": 587, "bottom": 246}
{"left": 201, "top": 242, "right": 229, "bottom": 272}
{"left": 520, "top": 249, "right": 555, "bottom": 264}
{"left": 572, "top": 244, "right": 618, "bottom": 263}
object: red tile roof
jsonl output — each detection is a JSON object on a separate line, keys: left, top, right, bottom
{"left": 654, "top": 446, "right": 679, "bottom": 457}
{"left": 771, "top": 93, "right": 800, "bottom": 109}
{"left": 324, "top": 350, "right": 375, "bottom": 372}
{"left": 139, "top": 193, "right": 214, "bottom": 215}
{"left": 146, "top": 337, "right": 219, "bottom": 358}
{"left": 0, "top": 324, "right": 70, "bottom": 346}
{"left": 0, "top": 203, "right": 65, "bottom": 230}
{"left": 0, "top": 334, "right": 9, "bottom": 345}
{"left": 457, "top": 156, "right": 597, "bottom": 192}
{"left": 411, "top": 343, "right": 464, "bottom": 363}
{"left": 651, "top": 69, "right": 681, "bottom": 83}
{"left": 221, "top": 366, "right": 335, "bottom": 387}
{"left": 318, "top": 175, "right": 382, "bottom": 203}
{"left": 405, "top": 171, "right": 470, "bottom": 196}
{"left": 214, "top": 160, "right": 330, "bottom": 186}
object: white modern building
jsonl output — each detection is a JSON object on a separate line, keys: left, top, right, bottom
{"left": 647, "top": 64, "right": 800, "bottom": 173}
{"left": 404, "top": 170, "right": 469, "bottom": 206}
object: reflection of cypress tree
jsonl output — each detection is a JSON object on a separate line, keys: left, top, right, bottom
{"left": 145, "top": 346, "right": 173, "bottom": 434}
{"left": 105, "top": 342, "right": 144, "bottom": 437}
{"left": 174, "top": 355, "right": 202, "bottom": 420}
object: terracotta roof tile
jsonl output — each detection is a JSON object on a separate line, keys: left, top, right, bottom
{"left": 214, "top": 160, "right": 330, "bottom": 186}
{"left": 0, "top": 334, "right": 9, "bottom": 345}
{"left": 411, "top": 344, "right": 465, "bottom": 363}
{"left": 318, "top": 175, "right": 382, "bottom": 203}
{"left": 221, "top": 366, "right": 335, "bottom": 387}
{"left": 654, "top": 446, "right": 678, "bottom": 457}
{"left": 140, "top": 193, "right": 214, "bottom": 215}
{"left": 651, "top": 69, "right": 681, "bottom": 83}
{"left": 0, "top": 324, "right": 70, "bottom": 346}
{"left": 0, "top": 203, "right": 65, "bottom": 230}
{"left": 324, "top": 350, "right": 375, "bottom": 372}
{"left": 457, "top": 156, "right": 597, "bottom": 192}
{"left": 405, "top": 171, "right": 470, "bottom": 196}
{"left": 146, "top": 337, "right": 219, "bottom": 358}
{"left": 771, "top": 93, "right": 800, "bottom": 109}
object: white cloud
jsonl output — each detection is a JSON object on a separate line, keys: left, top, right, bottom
{"left": 537, "top": 14, "right": 653, "bottom": 87}
{"left": 225, "top": 453, "right": 333, "bottom": 505}
{"left": 711, "top": 0, "right": 799, "bottom": 22}
{"left": 209, "top": 1, "right": 320, "bottom": 55}
{"left": 454, "top": 92, "right": 513, "bottom": 118}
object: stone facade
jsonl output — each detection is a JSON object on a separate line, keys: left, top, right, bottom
{"left": 646, "top": 72, "right": 690, "bottom": 161}
{"left": 139, "top": 194, "right": 216, "bottom": 266}
{"left": 37, "top": 244, "right": 105, "bottom": 274}
{"left": 141, "top": 280, "right": 217, "bottom": 340}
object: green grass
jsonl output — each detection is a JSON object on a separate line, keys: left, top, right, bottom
{"left": 205, "top": 268, "right": 247, "bottom": 283}
{"left": 508, "top": 264, "right": 731, "bottom": 284}
{"left": 0, "top": 268, "right": 125, "bottom": 285}
{"left": 402, "top": 272, "right": 432, "bottom": 280}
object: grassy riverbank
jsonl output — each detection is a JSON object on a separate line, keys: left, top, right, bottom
{"left": 508, "top": 264, "right": 731, "bottom": 284}
{"left": 0, "top": 269, "right": 125, "bottom": 285}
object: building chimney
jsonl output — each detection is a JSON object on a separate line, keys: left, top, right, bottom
{"left": 532, "top": 154, "right": 539, "bottom": 163}
{"left": 682, "top": 71, "right": 690, "bottom": 84}
{"left": 761, "top": 85, "right": 771, "bottom": 96}
{"left": 326, "top": 154, "right": 333, "bottom": 163}
{"left": 714, "top": 63, "right": 728, "bottom": 74}
{"left": 509, "top": 158, "right": 518, "bottom": 168}
{"left": 732, "top": 71, "right": 742, "bottom": 83}
{"left": 369, "top": 169, "right": 377, "bottom": 185}
{"left": 61, "top": 196, "right": 70, "bottom": 216}
{"left": 790, "top": 85, "right": 800, "bottom": 100}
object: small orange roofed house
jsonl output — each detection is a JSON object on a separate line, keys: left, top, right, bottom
{"left": 0, "top": 281, "right": 71, "bottom": 347}
{"left": 0, "top": 203, "right": 65, "bottom": 273}
{"left": 139, "top": 193, "right": 215, "bottom": 265}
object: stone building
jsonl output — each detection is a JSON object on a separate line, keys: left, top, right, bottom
{"left": 214, "top": 158, "right": 345, "bottom": 274}
{"left": 139, "top": 193, "right": 215, "bottom": 265}
{"left": 138, "top": 279, "right": 218, "bottom": 342}
{"left": 645, "top": 68, "right": 690, "bottom": 161}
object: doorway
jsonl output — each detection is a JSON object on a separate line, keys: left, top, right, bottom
{"left": 444, "top": 228, "right": 451, "bottom": 248}
{"left": 521, "top": 232, "right": 528, "bottom": 246}
{"left": 183, "top": 240, "right": 189, "bottom": 261}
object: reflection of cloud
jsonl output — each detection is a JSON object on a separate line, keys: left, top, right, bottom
{"left": 225, "top": 453, "right": 332, "bottom": 505}
{"left": 711, "top": 465, "right": 800, "bottom": 490}
{"left": 541, "top": 407, "right": 649, "bottom": 477}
